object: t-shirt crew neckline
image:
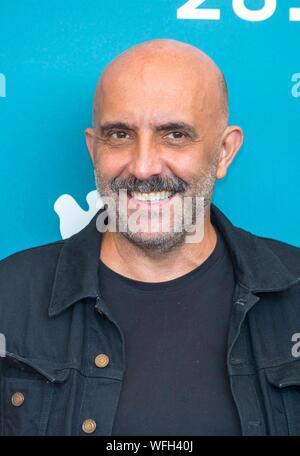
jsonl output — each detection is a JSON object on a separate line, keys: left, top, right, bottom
{"left": 98, "top": 224, "right": 226, "bottom": 292}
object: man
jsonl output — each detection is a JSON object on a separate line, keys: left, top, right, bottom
{"left": 1, "top": 39, "right": 300, "bottom": 436}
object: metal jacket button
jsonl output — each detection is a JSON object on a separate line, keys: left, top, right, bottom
{"left": 95, "top": 353, "right": 109, "bottom": 368}
{"left": 11, "top": 392, "right": 25, "bottom": 407}
{"left": 82, "top": 419, "right": 97, "bottom": 434}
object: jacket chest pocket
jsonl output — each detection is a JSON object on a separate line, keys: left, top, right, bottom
{"left": 266, "top": 361, "right": 300, "bottom": 436}
{"left": 1, "top": 377, "right": 54, "bottom": 435}
{"left": 0, "top": 354, "right": 69, "bottom": 436}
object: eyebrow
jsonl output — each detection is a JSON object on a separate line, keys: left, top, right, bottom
{"left": 98, "top": 121, "right": 199, "bottom": 138}
{"left": 155, "top": 122, "right": 198, "bottom": 138}
{"left": 99, "top": 122, "right": 135, "bottom": 135}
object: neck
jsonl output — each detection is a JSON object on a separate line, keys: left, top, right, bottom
{"left": 99, "top": 205, "right": 217, "bottom": 283}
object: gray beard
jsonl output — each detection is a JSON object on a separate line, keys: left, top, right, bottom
{"left": 94, "top": 155, "right": 218, "bottom": 254}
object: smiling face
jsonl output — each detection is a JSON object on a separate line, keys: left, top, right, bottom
{"left": 86, "top": 40, "right": 243, "bottom": 253}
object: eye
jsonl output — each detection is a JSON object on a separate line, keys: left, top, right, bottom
{"left": 165, "top": 131, "right": 189, "bottom": 140}
{"left": 104, "top": 130, "right": 133, "bottom": 146}
{"left": 109, "top": 130, "right": 129, "bottom": 139}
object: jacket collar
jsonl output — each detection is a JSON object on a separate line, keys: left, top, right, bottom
{"left": 48, "top": 203, "right": 300, "bottom": 317}
{"left": 210, "top": 204, "right": 300, "bottom": 293}
{"left": 49, "top": 208, "right": 102, "bottom": 317}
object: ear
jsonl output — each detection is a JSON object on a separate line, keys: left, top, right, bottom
{"left": 216, "top": 126, "right": 244, "bottom": 180}
{"left": 85, "top": 128, "right": 95, "bottom": 164}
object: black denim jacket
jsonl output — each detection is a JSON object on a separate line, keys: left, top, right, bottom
{"left": 1, "top": 203, "right": 300, "bottom": 436}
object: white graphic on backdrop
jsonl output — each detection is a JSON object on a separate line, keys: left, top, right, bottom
{"left": 54, "top": 190, "right": 103, "bottom": 239}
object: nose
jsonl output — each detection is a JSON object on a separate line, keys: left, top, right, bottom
{"left": 126, "top": 133, "right": 163, "bottom": 180}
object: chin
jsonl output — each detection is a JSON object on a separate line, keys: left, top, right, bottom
{"left": 121, "top": 230, "right": 186, "bottom": 253}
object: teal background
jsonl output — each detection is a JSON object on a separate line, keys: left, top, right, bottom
{"left": 0, "top": 0, "right": 299, "bottom": 259}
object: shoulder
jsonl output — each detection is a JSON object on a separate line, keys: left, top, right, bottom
{"left": 253, "top": 232, "right": 300, "bottom": 276}
{"left": 212, "top": 203, "right": 300, "bottom": 278}
{"left": 0, "top": 240, "right": 65, "bottom": 321}
{"left": 0, "top": 239, "right": 65, "bottom": 281}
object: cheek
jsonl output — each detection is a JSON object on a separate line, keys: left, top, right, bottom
{"left": 165, "top": 148, "right": 207, "bottom": 183}
{"left": 95, "top": 148, "right": 126, "bottom": 179}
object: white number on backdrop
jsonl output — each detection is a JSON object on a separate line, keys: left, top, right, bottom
{"left": 177, "top": 1, "right": 300, "bottom": 22}
{"left": 232, "top": 0, "right": 276, "bottom": 22}
{"left": 177, "top": 0, "right": 221, "bottom": 20}
{"left": 290, "top": 7, "right": 300, "bottom": 21}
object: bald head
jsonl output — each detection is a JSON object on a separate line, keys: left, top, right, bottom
{"left": 92, "top": 39, "right": 228, "bottom": 133}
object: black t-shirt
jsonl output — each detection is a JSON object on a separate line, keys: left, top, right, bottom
{"left": 98, "top": 225, "right": 241, "bottom": 436}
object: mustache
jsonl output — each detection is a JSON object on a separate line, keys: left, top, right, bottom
{"left": 110, "top": 175, "right": 188, "bottom": 194}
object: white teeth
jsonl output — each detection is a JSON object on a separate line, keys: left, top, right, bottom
{"left": 131, "top": 191, "right": 173, "bottom": 202}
